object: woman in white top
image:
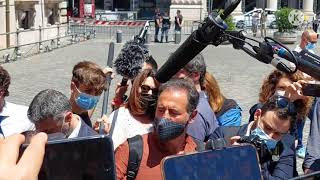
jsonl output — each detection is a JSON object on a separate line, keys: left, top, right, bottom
{"left": 108, "top": 69, "right": 160, "bottom": 149}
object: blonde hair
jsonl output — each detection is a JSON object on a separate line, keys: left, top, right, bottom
{"left": 203, "top": 72, "right": 224, "bottom": 113}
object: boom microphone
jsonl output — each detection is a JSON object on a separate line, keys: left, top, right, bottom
{"left": 263, "top": 43, "right": 320, "bottom": 79}
{"left": 99, "top": 42, "right": 115, "bottom": 134}
{"left": 114, "top": 41, "right": 148, "bottom": 86}
{"left": 155, "top": 0, "right": 241, "bottom": 83}
{"left": 136, "top": 21, "right": 150, "bottom": 44}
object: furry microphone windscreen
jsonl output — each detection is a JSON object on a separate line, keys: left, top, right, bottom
{"left": 114, "top": 40, "right": 149, "bottom": 79}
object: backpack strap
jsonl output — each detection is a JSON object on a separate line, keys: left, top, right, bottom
{"left": 215, "top": 99, "right": 239, "bottom": 118}
{"left": 127, "top": 135, "right": 143, "bottom": 180}
{"left": 108, "top": 109, "right": 119, "bottom": 136}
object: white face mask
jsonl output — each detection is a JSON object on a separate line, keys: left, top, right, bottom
{"left": 274, "top": 90, "right": 286, "bottom": 96}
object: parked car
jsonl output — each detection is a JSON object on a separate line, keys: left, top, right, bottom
{"left": 233, "top": 8, "right": 276, "bottom": 28}
{"left": 269, "top": 20, "right": 278, "bottom": 29}
{"left": 236, "top": 20, "right": 246, "bottom": 29}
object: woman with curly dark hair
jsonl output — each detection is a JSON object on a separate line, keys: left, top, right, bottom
{"left": 250, "top": 70, "right": 313, "bottom": 158}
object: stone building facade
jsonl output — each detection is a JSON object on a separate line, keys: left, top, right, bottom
{"left": 0, "top": 0, "right": 68, "bottom": 49}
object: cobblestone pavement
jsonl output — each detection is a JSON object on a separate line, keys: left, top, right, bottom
{"left": 2, "top": 36, "right": 315, "bottom": 175}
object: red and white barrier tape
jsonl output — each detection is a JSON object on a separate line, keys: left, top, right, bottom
{"left": 70, "top": 18, "right": 146, "bottom": 26}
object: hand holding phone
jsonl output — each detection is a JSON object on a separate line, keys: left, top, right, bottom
{"left": 0, "top": 133, "right": 47, "bottom": 180}
{"left": 20, "top": 135, "right": 116, "bottom": 180}
{"left": 302, "top": 83, "right": 320, "bottom": 97}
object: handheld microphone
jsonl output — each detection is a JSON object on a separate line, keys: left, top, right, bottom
{"left": 155, "top": 0, "right": 241, "bottom": 83}
{"left": 99, "top": 42, "right": 115, "bottom": 134}
{"left": 252, "top": 44, "right": 273, "bottom": 64}
{"left": 114, "top": 41, "right": 148, "bottom": 86}
{"left": 270, "top": 43, "right": 293, "bottom": 61}
{"left": 270, "top": 58, "right": 294, "bottom": 73}
{"left": 295, "top": 49, "right": 320, "bottom": 80}
{"left": 115, "top": 21, "right": 150, "bottom": 86}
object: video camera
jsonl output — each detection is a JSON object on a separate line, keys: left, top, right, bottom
{"left": 237, "top": 135, "right": 273, "bottom": 164}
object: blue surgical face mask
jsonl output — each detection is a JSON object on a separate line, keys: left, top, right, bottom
{"left": 74, "top": 87, "right": 99, "bottom": 110}
{"left": 306, "top": 42, "right": 316, "bottom": 50}
{"left": 251, "top": 126, "right": 279, "bottom": 151}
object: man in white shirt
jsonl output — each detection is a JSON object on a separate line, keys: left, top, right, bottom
{"left": 0, "top": 66, "right": 34, "bottom": 137}
{"left": 27, "top": 89, "right": 97, "bottom": 139}
{"left": 292, "top": 30, "right": 318, "bottom": 159}
{"left": 294, "top": 29, "right": 318, "bottom": 53}
{"left": 292, "top": 29, "right": 318, "bottom": 80}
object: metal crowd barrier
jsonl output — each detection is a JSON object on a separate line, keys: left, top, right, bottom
{"left": 0, "top": 22, "right": 96, "bottom": 63}
{"left": 70, "top": 22, "right": 141, "bottom": 41}
{"left": 69, "top": 20, "right": 200, "bottom": 43}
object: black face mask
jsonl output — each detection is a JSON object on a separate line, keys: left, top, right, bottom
{"left": 154, "top": 118, "right": 186, "bottom": 141}
{"left": 139, "top": 93, "right": 157, "bottom": 117}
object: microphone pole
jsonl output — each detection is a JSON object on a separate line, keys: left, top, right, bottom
{"left": 119, "top": 21, "right": 150, "bottom": 86}
{"left": 99, "top": 42, "right": 115, "bottom": 134}
{"left": 289, "top": 170, "right": 320, "bottom": 180}
{"left": 155, "top": 0, "right": 241, "bottom": 83}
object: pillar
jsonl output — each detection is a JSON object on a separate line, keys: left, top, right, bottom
{"left": 267, "top": 0, "right": 277, "bottom": 10}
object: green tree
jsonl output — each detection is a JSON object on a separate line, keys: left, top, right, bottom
{"left": 225, "top": 15, "right": 236, "bottom": 31}
{"left": 275, "top": 8, "right": 295, "bottom": 33}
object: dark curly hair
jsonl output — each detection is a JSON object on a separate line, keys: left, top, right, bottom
{"left": 259, "top": 70, "right": 313, "bottom": 121}
{"left": 0, "top": 66, "right": 10, "bottom": 97}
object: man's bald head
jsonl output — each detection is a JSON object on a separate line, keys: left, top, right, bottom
{"left": 300, "top": 30, "right": 318, "bottom": 49}
{"left": 302, "top": 30, "right": 317, "bottom": 41}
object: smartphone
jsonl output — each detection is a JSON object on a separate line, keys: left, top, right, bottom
{"left": 161, "top": 145, "right": 262, "bottom": 180}
{"left": 302, "top": 83, "right": 320, "bottom": 97}
{"left": 20, "top": 135, "right": 116, "bottom": 180}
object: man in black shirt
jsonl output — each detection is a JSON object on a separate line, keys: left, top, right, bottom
{"left": 154, "top": 8, "right": 161, "bottom": 42}
{"left": 174, "top": 10, "right": 183, "bottom": 32}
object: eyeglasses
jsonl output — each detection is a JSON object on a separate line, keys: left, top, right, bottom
{"left": 141, "top": 84, "right": 158, "bottom": 95}
{"left": 268, "top": 95, "right": 297, "bottom": 116}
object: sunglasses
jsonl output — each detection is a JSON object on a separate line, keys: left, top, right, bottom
{"left": 268, "top": 95, "right": 296, "bottom": 116}
{"left": 141, "top": 84, "right": 158, "bottom": 94}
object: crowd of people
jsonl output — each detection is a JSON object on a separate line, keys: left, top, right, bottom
{"left": 0, "top": 27, "right": 320, "bottom": 180}
{"left": 154, "top": 8, "right": 183, "bottom": 43}
{"left": 251, "top": 10, "right": 268, "bottom": 38}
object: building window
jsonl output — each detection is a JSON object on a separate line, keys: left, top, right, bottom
{"left": 16, "top": 8, "right": 35, "bottom": 29}
{"left": 21, "top": 11, "right": 30, "bottom": 29}
{"left": 46, "top": 4, "right": 59, "bottom": 25}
